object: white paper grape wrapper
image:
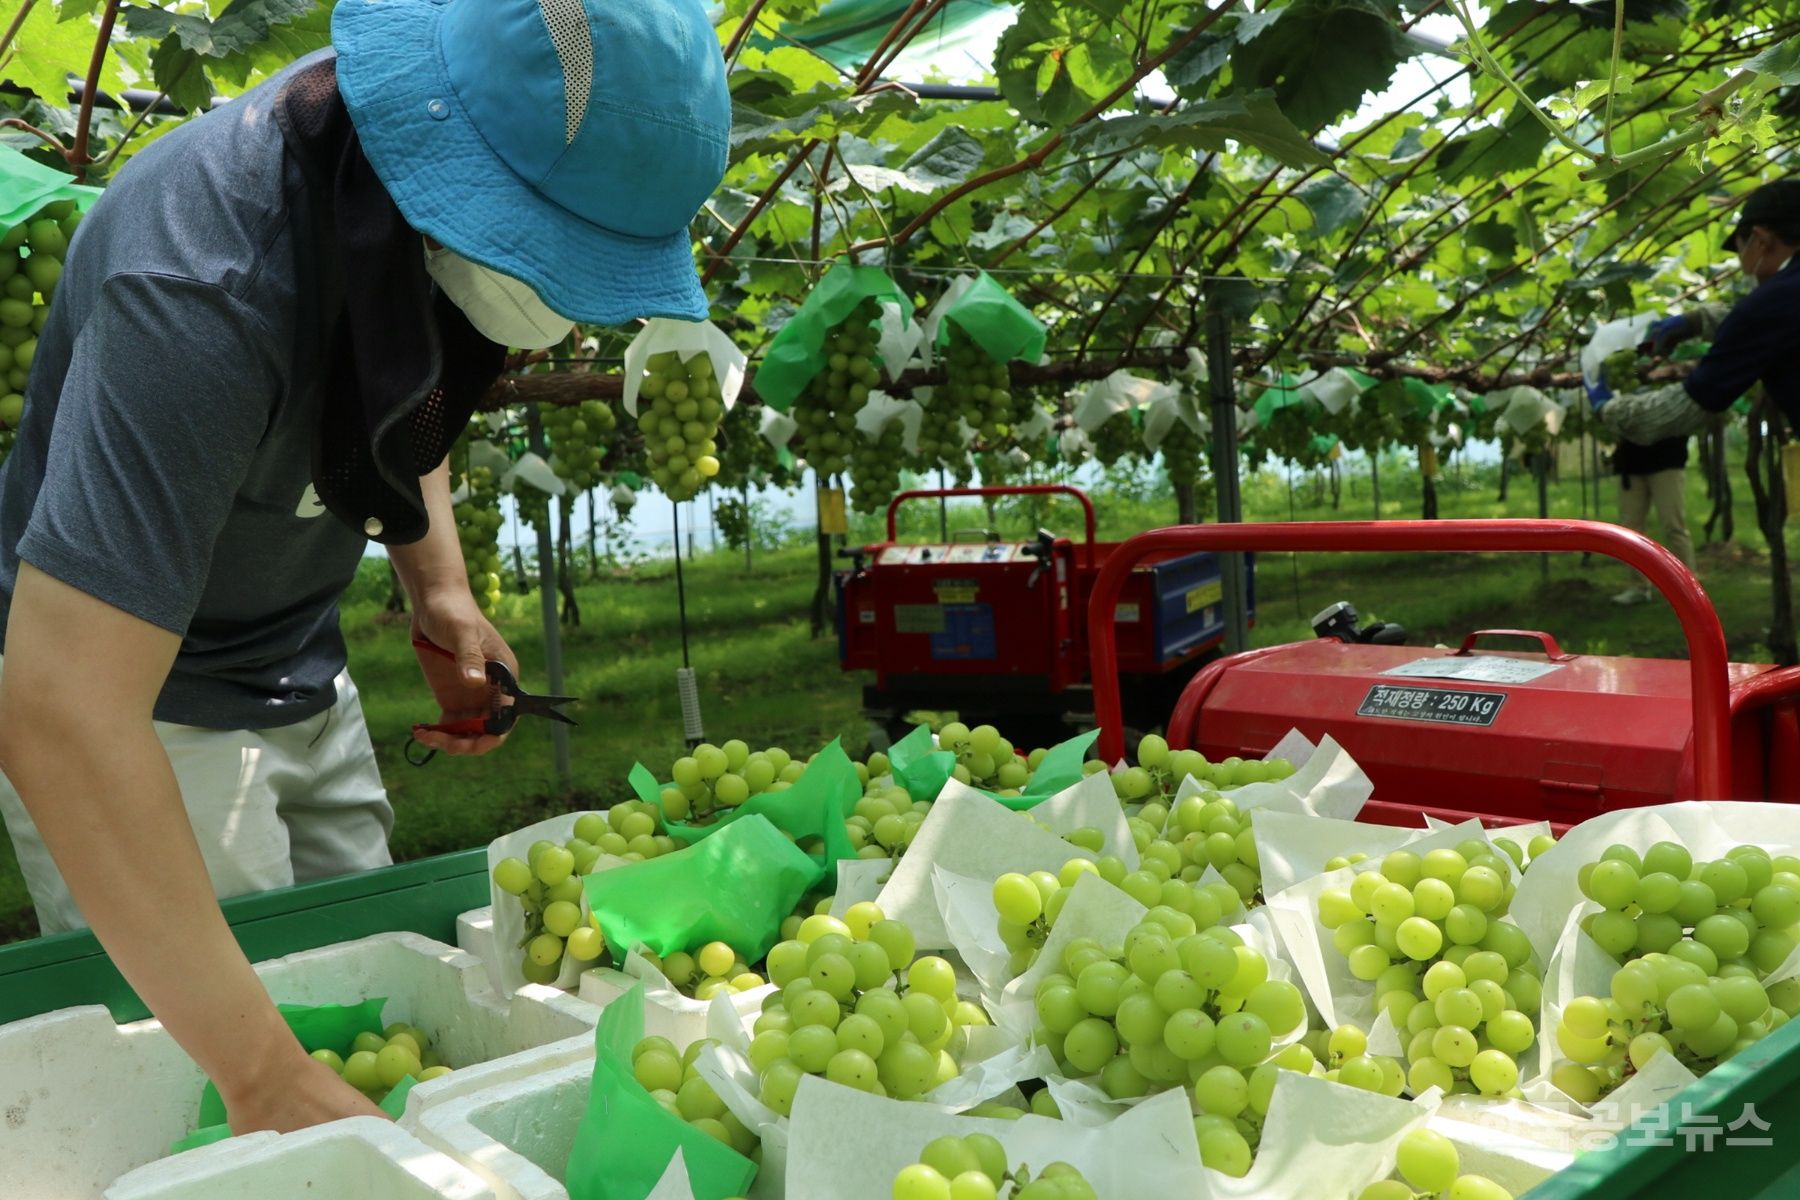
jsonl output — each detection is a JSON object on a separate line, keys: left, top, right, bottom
{"left": 621, "top": 317, "right": 748, "bottom": 416}
{"left": 482, "top": 812, "right": 622, "bottom": 994}
{"left": 781, "top": 1077, "right": 1204, "bottom": 1200}
{"left": 694, "top": 988, "right": 1055, "bottom": 1200}
{"left": 1262, "top": 818, "right": 1525, "bottom": 1049}
{"left": 1513, "top": 802, "right": 1800, "bottom": 1115}
{"left": 869, "top": 780, "right": 1127, "bottom": 952}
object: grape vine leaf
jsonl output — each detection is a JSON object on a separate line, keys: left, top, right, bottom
{"left": 2, "top": 0, "right": 92, "bottom": 107}
{"left": 1162, "top": 9, "right": 1287, "bottom": 96}
{"left": 995, "top": 0, "right": 1136, "bottom": 127}
{"left": 1434, "top": 107, "right": 1554, "bottom": 186}
{"left": 1228, "top": 0, "right": 1416, "bottom": 132}
{"left": 900, "top": 127, "right": 986, "bottom": 189}
{"left": 1746, "top": 36, "right": 1800, "bottom": 86}
{"left": 1065, "top": 91, "right": 1325, "bottom": 169}
{"left": 1296, "top": 175, "right": 1366, "bottom": 237}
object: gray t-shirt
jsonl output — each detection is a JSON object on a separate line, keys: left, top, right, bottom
{"left": 0, "top": 54, "right": 369, "bottom": 730}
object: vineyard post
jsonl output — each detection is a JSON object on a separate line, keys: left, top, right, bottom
{"left": 1536, "top": 451, "right": 1551, "bottom": 582}
{"left": 524, "top": 406, "right": 573, "bottom": 787}
{"left": 1204, "top": 307, "right": 1248, "bottom": 655}
{"left": 1744, "top": 403, "right": 1797, "bottom": 665}
{"left": 1370, "top": 449, "right": 1382, "bottom": 520}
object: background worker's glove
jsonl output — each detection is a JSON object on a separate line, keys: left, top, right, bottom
{"left": 1640, "top": 314, "right": 1695, "bottom": 357}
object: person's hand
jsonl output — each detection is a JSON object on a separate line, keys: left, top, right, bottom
{"left": 1641, "top": 314, "right": 1695, "bottom": 357}
{"left": 223, "top": 1043, "right": 388, "bottom": 1135}
{"left": 410, "top": 586, "right": 520, "bottom": 757}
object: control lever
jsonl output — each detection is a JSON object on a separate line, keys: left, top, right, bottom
{"left": 1021, "top": 528, "right": 1056, "bottom": 588}
{"left": 1311, "top": 600, "right": 1406, "bottom": 645}
{"left": 835, "top": 546, "right": 869, "bottom": 574}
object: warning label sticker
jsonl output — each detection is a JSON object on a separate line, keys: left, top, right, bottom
{"left": 1381, "top": 655, "right": 1564, "bottom": 685}
{"left": 1357, "top": 684, "right": 1506, "bottom": 727}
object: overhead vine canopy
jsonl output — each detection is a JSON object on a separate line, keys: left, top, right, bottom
{"left": 1, "top": 0, "right": 1797, "bottom": 393}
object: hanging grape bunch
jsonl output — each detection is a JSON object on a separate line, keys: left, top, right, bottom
{"left": 714, "top": 398, "right": 792, "bottom": 491}
{"left": 1089, "top": 410, "right": 1141, "bottom": 468}
{"left": 637, "top": 351, "right": 725, "bottom": 501}
{"left": 848, "top": 410, "right": 907, "bottom": 514}
{"left": 1160, "top": 417, "right": 1205, "bottom": 491}
{"left": 939, "top": 323, "right": 1015, "bottom": 443}
{"left": 792, "top": 297, "right": 883, "bottom": 478}
{"left": 1340, "top": 387, "right": 1405, "bottom": 453}
{"left": 909, "top": 386, "right": 965, "bottom": 478}
{"left": 543, "top": 398, "right": 616, "bottom": 493}
{"left": 0, "top": 200, "right": 78, "bottom": 461}
{"left": 453, "top": 437, "right": 506, "bottom": 614}
{"left": 1250, "top": 402, "right": 1320, "bottom": 469}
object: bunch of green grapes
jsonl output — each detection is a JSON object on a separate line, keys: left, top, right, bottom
{"left": 543, "top": 398, "right": 617, "bottom": 492}
{"left": 1358, "top": 1129, "right": 1514, "bottom": 1200}
{"left": 941, "top": 324, "right": 1016, "bottom": 442}
{"left": 1316, "top": 844, "right": 1545, "bottom": 1099}
{"left": 1492, "top": 831, "right": 1558, "bottom": 873}
{"left": 893, "top": 1136, "right": 1098, "bottom": 1200}
{"left": 1115, "top": 733, "right": 1296, "bottom": 806}
{"left": 846, "top": 783, "right": 932, "bottom": 861}
{"left": 636, "top": 351, "right": 725, "bottom": 500}
{"left": 1339, "top": 389, "right": 1405, "bottom": 453}
{"left": 313, "top": 1022, "right": 454, "bottom": 1103}
{"left": 636, "top": 939, "right": 767, "bottom": 1000}
{"left": 0, "top": 201, "right": 78, "bottom": 449}
{"left": 1160, "top": 418, "right": 1206, "bottom": 490}
{"left": 714, "top": 398, "right": 793, "bottom": 491}
{"left": 628, "top": 1035, "right": 761, "bottom": 1160}
{"left": 936, "top": 721, "right": 1029, "bottom": 791}
{"left": 1247, "top": 403, "right": 1318, "bottom": 469}
{"left": 1089, "top": 410, "right": 1141, "bottom": 468}
{"left": 909, "top": 389, "right": 961, "bottom": 473}
{"left": 490, "top": 803, "right": 679, "bottom": 982}
{"left": 715, "top": 496, "right": 752, "bottom": 550}
{"left": 749, "top": 906, "right": 989, "bottom": 1111}
{"left": 453, "top": 453, "right": 506, "bottom": 615}
{"left": 513, "top": 477, "right": 550, "bottom": 533}
{"left": 1547, "top": 840, "right": 1800, "bottom": 1105}
{"left": 1603, "top": 348, "right": 1643, "bottom": 393}
{"left": 659, "top": 740, "right": 806, "bottom": 823}
{"left": 792, "top": 298, "right": 883, "bottom": 477}
{"left": 848, "top": 412, "right": 907, "bottom": 514}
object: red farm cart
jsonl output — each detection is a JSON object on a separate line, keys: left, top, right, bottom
{"left": 1086, "top": 519, "right": 1800, "bottom": 833}
{"left": 835, "top": 485, "right": 1255, "bottom": 748}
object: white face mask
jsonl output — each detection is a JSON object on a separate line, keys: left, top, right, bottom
{"left": 423, "top": 246, "right": 573, "bottom": 349}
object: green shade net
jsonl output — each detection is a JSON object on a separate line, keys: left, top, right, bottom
{"left": 763, "top": 0, "right": 1010, "bottom": 70}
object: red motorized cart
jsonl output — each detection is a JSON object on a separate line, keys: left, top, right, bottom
{"left": 1086, "top": 519, "right": 1800, "bottom": 832}
{"left": 835, "top": 485, "right": 1255, "bottom": 746}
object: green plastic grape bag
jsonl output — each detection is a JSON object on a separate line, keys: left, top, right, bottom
{"left": 565, "top": 983, "right": 756, "bottom": 1200}
{"left": 752, "top": 261, "right": 907, "bottom": 411}
{"left": 887, "top": 723, "right": 955, "bottom": 804}
{"left": 584, "top": 814, "right": 822, "bottom": 961}
{"left": 173, "top": 999, "right": 394, "bottom": 1152}
{"left": 978, "top": 728, "right": 1102, "bottom": 812}
{"left": 632, "top": 738, "right": 861, "bottom": 871}
{"left": 0, "top": 147, "right": 102, "bottom": 231}
{"left": 937, "top": 271, "right": 1047, "bottom": 364}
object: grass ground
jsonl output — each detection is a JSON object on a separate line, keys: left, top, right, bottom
{"left": 0, "top": 443, "right": 1788, "bottom": 940}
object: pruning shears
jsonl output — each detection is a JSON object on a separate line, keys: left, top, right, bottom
{"left": 405, "top": 635, "right": 578, "bottom": 766}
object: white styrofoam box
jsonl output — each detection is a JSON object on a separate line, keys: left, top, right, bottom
{"left": 578, "top": 965, "right": 767, "bottom": 1051}
{"left": 0, "top": 932, "right": 597, "bottom": 1200}
{"left": 104, "top": 1117, "right": 497, "bottom": 1200}
{"left": 413, "top": 1059, "right": 594, "bottom": 1200}
{"left": 457, "top": 905, "right": 504, "bottom": 1006}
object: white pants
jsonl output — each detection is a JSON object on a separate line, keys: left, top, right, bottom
{"left": 0, "top": 667, "right": 394, "bottom": 935}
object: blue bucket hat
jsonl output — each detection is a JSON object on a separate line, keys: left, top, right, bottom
{"left": 332, "top": 0, "right": 730, "bottom": 326}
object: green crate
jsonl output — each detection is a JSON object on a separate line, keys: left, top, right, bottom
{"left": 0, "top": 848, "right": 488, "bottom": 1026}
{"left": 1523, "top": 1015, "right": 1800, "bottom": 1200}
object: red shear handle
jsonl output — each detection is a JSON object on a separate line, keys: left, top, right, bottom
{"left": 414, "top": 716, "right": 491, "bottom": 737}
{"left": 1086, "top": 520, "right": 1731, "bottom": 801}
{"left": 412, "top": 635, "right": 455, "bottom": 661}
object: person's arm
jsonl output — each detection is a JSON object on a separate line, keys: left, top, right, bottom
{"left": 389, "top": 458, "right": 520, "bottom": 758}
{"left": 1682, "top": 292, "right": 1781, "bottom": 413}
{"left": 0, "top": 565, "right": 385, "bottom": 1131}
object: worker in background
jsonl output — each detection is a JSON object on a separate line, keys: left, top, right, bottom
{"left": 0, "top": 0, "right": 726, "bottom": 1137}
{"left": 1606, "top": 433, "right": 1698, "bottom": 604}
{"left": 1593, "top": 178, "right": 1800, "bottom": 457}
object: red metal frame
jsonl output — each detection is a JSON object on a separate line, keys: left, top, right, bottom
{"left": 885, "top": 485, "right": 1098, "bottom": 569}
{"left": 1088, "top": 520, "right": 1734, "bottom": 799}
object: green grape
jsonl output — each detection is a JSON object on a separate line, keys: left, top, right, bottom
{"left": 1395, "top": 1128, "right": 1460, "bottom": 1194}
